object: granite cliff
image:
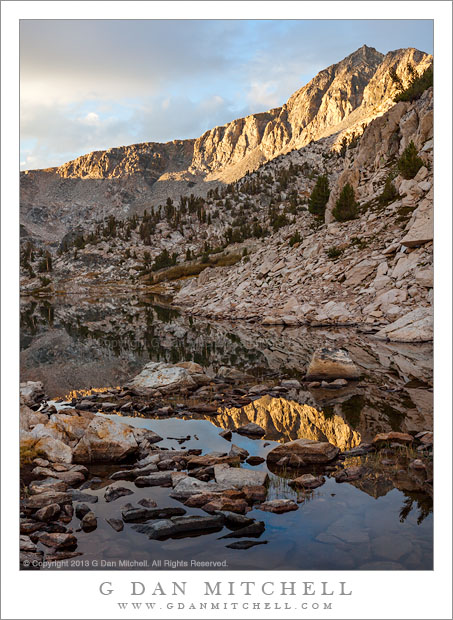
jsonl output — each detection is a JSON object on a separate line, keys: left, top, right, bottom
{"left": 20, "top": 45, "right": 431, "bottom": 241}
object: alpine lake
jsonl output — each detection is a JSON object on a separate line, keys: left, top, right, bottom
{"left": 20, "top": 292, "right": 433, "bottom": 570}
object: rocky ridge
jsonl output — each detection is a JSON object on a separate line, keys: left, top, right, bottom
{"left": 20, "top": 46, "right": 431, "bottom": 242}
{"left": 174, "top": 87, "right": 433, "bottom": 341}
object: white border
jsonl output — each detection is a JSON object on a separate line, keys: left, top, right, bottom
{"left": 2, "top": 2, "right": 452, "bottom": 619}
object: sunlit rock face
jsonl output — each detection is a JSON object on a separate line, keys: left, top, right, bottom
{"left": 216, "top": 395, "right": 361, "bottom": 450}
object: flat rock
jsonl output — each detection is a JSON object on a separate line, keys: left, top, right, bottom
{"left": 24, "top": 491, "right": 72, "bottom": 510}
{"left": 267, "top": 438, "right": 339, "bottom": 465}
{"left": 67, "top": 490, "right": 98, "bottom": 504}
{"left": 373, "top": 432, "right": 413, "bottom": 445}
{"left": 37, "top": 532, "right": 77, "bottom": 549}
{"left": 214, "top": 464, "right": 268, "bottom": 489}
{"left": 122, "top": 506, "right": 186, "bottom": 523}
{"left": 104, "top": 486, "right": 134, "bottom": 502}
{"left": 258, "top": 499, "right": 298, "bottom": 514}
{"left": 220, "top": 521, "right": 265, "bottom": 538}
{"left": 29, "top": 477, "right": 68, "bottom": 495}
{"left": 134, "top": 471, "right": 172, "bottom": 487}
{"left": 236, "top": 423, "right": 266, "bottom": 437}
{"left": 170, "top": 477, "right": 233, "bottom": 500}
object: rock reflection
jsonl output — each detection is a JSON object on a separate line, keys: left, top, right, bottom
{"left": 216, "top": 395, "right": 361, "bottom": 449}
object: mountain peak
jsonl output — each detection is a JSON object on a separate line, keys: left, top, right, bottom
{"left": 342, "top": 44, "right": 384, "bottom": 65}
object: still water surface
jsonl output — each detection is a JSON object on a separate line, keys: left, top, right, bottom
{"left": 20, "top": 294, "right": 433, "bottom": 570}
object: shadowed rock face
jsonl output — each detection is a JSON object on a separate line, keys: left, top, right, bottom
{"left": 20, "top": 46, "right": 432, "bottom": 241}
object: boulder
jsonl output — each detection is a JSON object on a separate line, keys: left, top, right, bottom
{"left": 20, "top": 381, "right": 45, "bottom": 407}
{"left": 23, "top": 436, "right": 73, "bottom": 464}
{"left": 126, "top": 361, "right": 207, "bottom": 394}
{"left": 34, "top": 503, "right": 60, "bottom": 522}
{"left": 72, "top": 417, "right": 138, "bottom": 463}
{"left": 20, "top": 405, "right": 48, "bottom": 432}
{"left": 81, "top": 511, "right": 97, "bottom": 531}
{"left": 400, "top": 198, "right": 433, "bottom": 247}
{"left": 267, "top": 438, "right": 340, "bottom": 466}
{"left": 306, "top": 348, "right": 360, "bottom": 380}
{"left": 29, "top": 477, "right": 68, "bottom": 495}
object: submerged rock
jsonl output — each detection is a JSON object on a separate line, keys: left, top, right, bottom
{"left": 220, "top": 521, "right": 265, "bottom": 538}
{"left": 290, "top": 474, "right": 325, "bottom": 489}
{"left": 306, "top": 348, "right": 360, "bottom": 380}
{"left": 106, "top": 518, "right": 124, "bottom": 532}
{"left": 226, "top": 540, "right": 268, "bottom": 550}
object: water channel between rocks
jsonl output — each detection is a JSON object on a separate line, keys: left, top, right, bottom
{"left": 20, "top": 293, "right": 433, "bottom": 570}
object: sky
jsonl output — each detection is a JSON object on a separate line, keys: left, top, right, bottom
{"left": 20, "top": 19, "right": 433, "bottom": 170}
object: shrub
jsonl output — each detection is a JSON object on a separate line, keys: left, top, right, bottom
{"left": 308, "top": 175, "right": 330, "bottom": 217}
{"left": 379, "top": 175, "right": 399, "bottom": 206}
{"left": 332, "top": 183, "right": 358, "bottom": 221}
{"left": 397, "top": 141, "right": 424, "bottom": 179}
{"left": 289, "top": 231, "right": 302, "bottom": 247}
{"left": 326, "top": 246, "right": 343, "bottom": 260}
{"left": 395, "top": 65, "right": 433, "bottom": 103}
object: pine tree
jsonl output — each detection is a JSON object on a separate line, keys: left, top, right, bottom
{"left": 308, "top": 175, "right": 330, "bottom": 217}
{"left": 332, "top": 183, "right": 358, "bottom": 221}
{"left": 397, "top": 141, "right": 424, "bottom": 179}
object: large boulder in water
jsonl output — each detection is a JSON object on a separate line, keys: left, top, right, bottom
{"left": 126, "top": 361, "right": 209, "bottom": 394}
{"left": 306, "top": 348, "right": 360, "bottom": 380}
{"left": 267, "top": 438, "right": 339, "bottom": 467}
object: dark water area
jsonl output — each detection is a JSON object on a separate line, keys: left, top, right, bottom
{"left": 20, "top": 293, "right": 433, "bottom": 570}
